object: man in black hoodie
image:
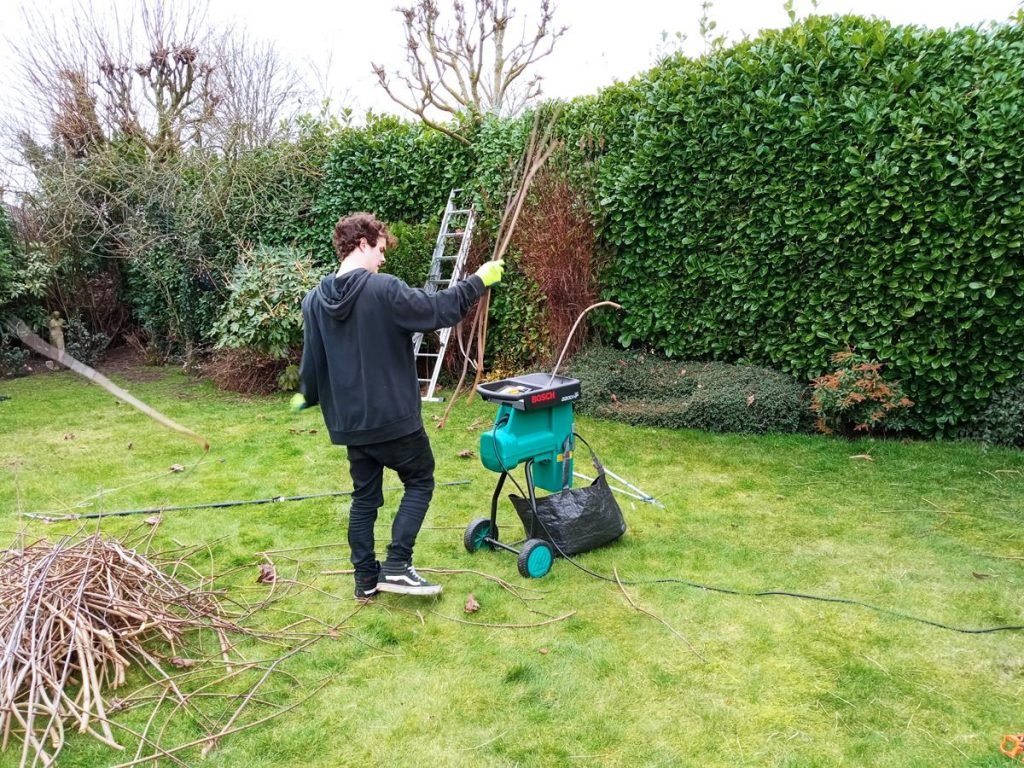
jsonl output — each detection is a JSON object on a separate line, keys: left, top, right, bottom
{"left": 294, "top": 212, "right": 504, "bottom": 601}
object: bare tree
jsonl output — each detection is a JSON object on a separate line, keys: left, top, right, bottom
{"left": 8, "top": 0, "right": 302, "bottom": 158}
{"left": 372, "top": 0, "right": 566, "bottom": 143}
{"left": 206, "top": 30, "right": 308, "bottom": 156}
{"left": 0, "top": 0, "right": 313, "bottom": 350}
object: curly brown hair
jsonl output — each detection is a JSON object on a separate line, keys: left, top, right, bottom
{"left": 332, "top": 212, "right": 397, "bottom": 261}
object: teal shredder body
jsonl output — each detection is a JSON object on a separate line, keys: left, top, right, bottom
{"left": 479, "top": 399, "right": 575, "bottom": 493}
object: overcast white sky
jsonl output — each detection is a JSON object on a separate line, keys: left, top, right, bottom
{"left": 210, "top": 0, "right": 1024, "bottom": 106}
{"left": 1, "top": 0, "right": 1022, "bottom": 196}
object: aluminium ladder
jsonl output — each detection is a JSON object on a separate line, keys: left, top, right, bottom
{"left": 413, "top": 188, "right": 477, "bottom": 401}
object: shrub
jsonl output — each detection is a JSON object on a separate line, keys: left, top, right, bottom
{"left": 0, "top": 336, "right": 28, "bottom": 377}
{"left": 384, "top": 221, "right": 439, "bottom": 288}
{"left": 212, "top": 246, "right": 317, "bottom": 359}
{"left": 567, "top": 345, "right": 811, "bottom": 434}
{"left": 0, "top": 207, "right": 15, "bottom": 308}
{"left": 810, "top": 350, "right": 913, "bottom": 436}
{"left": 63, "top": 312, "right": 110, "bottom": 367}
{"left": 514, "top": 161, "right": 598, "bottom": 365}
{"left": 957, "top": 379, "right": 1024, "bottom": 448}
{"left": 122, "top": 244, "right": 224, "bottom": 359}
{"left": 585, "top": 15, "right": 1024, "bottom": 436}
{"left": 203, "top": 347, "right": 290, "bottom": 395}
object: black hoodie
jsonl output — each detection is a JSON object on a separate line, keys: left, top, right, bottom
{"left": 298, "top": 269, "right": 487, "bottom": 445}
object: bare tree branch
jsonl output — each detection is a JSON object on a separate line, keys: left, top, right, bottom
{"left": 372, "top": 0, "right": 566, "bottom": 140}
{"left": 8, "top": 0, "right": 303, "bottom": 160}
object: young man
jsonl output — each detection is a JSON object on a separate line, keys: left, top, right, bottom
{"left": 293, "top": 212, "right": 503, "bottom": 601}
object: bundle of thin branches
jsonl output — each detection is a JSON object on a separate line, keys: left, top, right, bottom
{"left": 438, "top": 109, "right": 562, "bottom": 428}
{"left": 0, "top": 534, "right": 240, "bottom": 767}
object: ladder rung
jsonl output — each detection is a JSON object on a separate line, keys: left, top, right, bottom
{"left": 448, "top": 208, "right": 473, "bottom": 215}
{"left": 416, "top": 352, "right": 441, "bottom": 358}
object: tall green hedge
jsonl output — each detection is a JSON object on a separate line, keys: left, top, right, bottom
{"left": 588, "top": 15, "right": 1024, "bottom": 435}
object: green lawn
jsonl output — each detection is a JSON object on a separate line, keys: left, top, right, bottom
{"left": 1, "top": 364, "right": 1022, "bottom": 767}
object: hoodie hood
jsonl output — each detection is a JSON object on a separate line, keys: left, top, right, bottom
{"left": 315, "top": 270, "right": 372, "bottom": 321}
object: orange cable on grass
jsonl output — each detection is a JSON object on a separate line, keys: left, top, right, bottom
{"left": 1001, "top": 734, "right": 1024, "bottom": 761}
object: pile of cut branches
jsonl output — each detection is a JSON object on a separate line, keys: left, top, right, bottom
{"left": 0, "top": 534, "right": 247, "bottom": 766}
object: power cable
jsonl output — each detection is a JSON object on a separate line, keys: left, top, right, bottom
{"left": 24, "top": 480, "right": 472, "bottom": 522}
{"left": 486, "top": 425, "right": 1022, "bottom": 635}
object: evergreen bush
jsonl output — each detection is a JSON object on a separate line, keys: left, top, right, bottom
{"left": 62, "top": 313, "right": 110, "bottom": 367}
{"left": 384, "top": 221, "right": 439, "bottom": 288}
{"left": 810, "top": 350, "right": 913, "bottom": 435}
{"left": 211, "top": 246, "right": 316, "bottom": 359}
{"left": 957, "top": 378, "right": 1024, "bottom": 448}
{"left": 567, "top": 346, "right": 812, "bottom": 434}
{"left": 0, "top": 337, "right": 28, "bottom": 377}
{"left": 586, "top": 15, "right": 1024, "bottom": 436}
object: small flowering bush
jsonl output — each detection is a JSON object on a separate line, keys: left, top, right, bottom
{"left": 810, "top": 350, "right": 913, "bottom": 436}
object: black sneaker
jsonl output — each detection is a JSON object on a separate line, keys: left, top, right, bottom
{"left": 354, "top": 562, "right": 380, "bottom": 603}
{"left": 377, "top": 562, "right": 442, "bottom": 596}
{"left": 354, "top": 581, "right": 378, "bottom": 603}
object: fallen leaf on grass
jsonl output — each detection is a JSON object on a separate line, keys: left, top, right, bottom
{"left": 257, "top": 563, "right": 277, "bottom": 584}
{"left": 458, "top": 449, "right": 475, "bottom": 459}
{"left": 144, "top": 516, "right": 161, "bottom": 526}
{"left": 538, "top": 647, "right": 549, "bottom": 655}
{"left": 464, "top": 593, "right": 480, "bottom": 613}
{"left": 169, "top": 463, "right": 185, "bottom": 472}
{"left": 169, "top": 657, "right": 196, "bottom": 669}
{"left": 63, "top": 433, "right": 75, "bottom": 440}
{"left": 849, "top": 454, "right": 874, "bottom": 461}
{"left": 746, "top": 394, "right": 756, "bottom": 407}
{"left": 972, "top": 572, "right": 994, "bottom": 580}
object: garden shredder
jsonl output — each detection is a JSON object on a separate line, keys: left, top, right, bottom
{"left": 463, "top": 372, "right": 626, "bottom": 578}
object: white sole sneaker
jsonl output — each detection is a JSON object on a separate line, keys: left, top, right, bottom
{"left": 376, "top": 580, "right": 442, "bottom": 596}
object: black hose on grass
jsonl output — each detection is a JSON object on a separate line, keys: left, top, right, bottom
{"left": 23, "top": 480, "right": 472, "bottom": 522}
{"left": 492, "top": 448, "right": 1022, "bottom": 636}
{"left": 557, "top": 553, "right": 1024, "bottom": 636}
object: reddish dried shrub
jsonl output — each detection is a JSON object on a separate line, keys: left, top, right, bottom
{"left": 204, "top": 347, "right": 289, "bottom": 395}
{"left": 513, "top": 165, "right": 597, "bottom": 363}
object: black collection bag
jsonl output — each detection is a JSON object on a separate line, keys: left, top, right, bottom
{"left": 509, "top": 435, "right": 626, "bottom": 556}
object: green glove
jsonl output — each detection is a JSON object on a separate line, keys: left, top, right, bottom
{"left": 475, "top": 259, "right": 504, "bottom": 287}
{"left": 289, "top": 393, "right": 308, "bottom": 413}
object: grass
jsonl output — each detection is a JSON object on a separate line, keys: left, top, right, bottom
{"left": 1, "top": 363, "right": 1023, "bottom": 767}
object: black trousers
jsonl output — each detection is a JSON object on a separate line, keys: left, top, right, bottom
{"left": 345, "top": 427, "right": 436, "bottom": 579}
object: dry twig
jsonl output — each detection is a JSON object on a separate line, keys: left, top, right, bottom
{"left": 0, "top": 534, "right": 242, "bottom": 765}
{"left": 0, "top": 533, "right": 350, "bottom": 767}
{"left": 612, "top": 568, "right": 706, "bottom": 662}
{"left": 437, "top": 108, "right": 561, "bottom": 428}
